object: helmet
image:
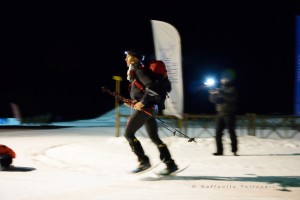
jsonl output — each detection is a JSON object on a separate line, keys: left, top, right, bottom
{"left": 124, "top": 50, "right": 145, "bottom": 61}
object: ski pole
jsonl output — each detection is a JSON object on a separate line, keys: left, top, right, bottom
{"left": 101, "top": 86, "right": 196, "bottom": 143}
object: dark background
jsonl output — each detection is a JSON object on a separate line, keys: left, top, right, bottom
{"left": 1, "top": 1, "right": 299, "bottom": 121}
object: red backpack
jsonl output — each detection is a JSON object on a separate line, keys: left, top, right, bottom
{"left": 132, "top": 60, "right": 170, "bottom": 91}
{"left": 133, "top": 60, "right": 171, "bottom": 110}
{"left": 149, "top": 60, "right": 168, "bottom": 77}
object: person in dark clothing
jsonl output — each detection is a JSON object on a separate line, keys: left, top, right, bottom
{"left": 123, "top": 50, "right": 178, "bottom": 175}
{"left": 209, "top": 74, "right": 238, "bottom": 156}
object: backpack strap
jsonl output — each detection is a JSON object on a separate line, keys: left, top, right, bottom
{"left": 127, "top": 64, "right": 148, "bottom": 92}
{"left": 133, "top": 80, "right": 145, "bottom": 92}
{"left": 127, "top": 80, "right": 145, "bottom": 92}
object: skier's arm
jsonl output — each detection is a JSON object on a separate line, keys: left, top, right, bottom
{"left": 135, "top": 68, "right": 157, "bottom": 107}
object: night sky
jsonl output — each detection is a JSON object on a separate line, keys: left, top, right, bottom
{"left": 1, "top": 1, "right": 299, "bottom": 121}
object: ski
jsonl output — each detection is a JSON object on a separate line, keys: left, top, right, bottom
{"left": 154, "top": 164, "right": 190, "bottom": 177}
{"left": 129, "top": 161, "right": 163, "bottom": 175}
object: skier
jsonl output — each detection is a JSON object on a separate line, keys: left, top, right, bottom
{"left": 123, "top": 49, "right": 178, "bottom": 175}
{"left": 209, "top": 72, "right": 239, "bottom": 156}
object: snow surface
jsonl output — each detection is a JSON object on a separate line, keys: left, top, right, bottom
{"left": 1, "top": 126, "right": 300, "bottom": 200}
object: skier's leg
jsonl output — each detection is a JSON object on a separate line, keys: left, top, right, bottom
{"left": 225, "top": 114, "right": 238, "bottom": 154}
{"left": 124, "top": 110, "right": 151, "bottom": 172}
{"left": 145, "top": 117, "right": 178, "bottom": 174}
{"left": 214, "top": 114, "right": 225, "bottom": 155}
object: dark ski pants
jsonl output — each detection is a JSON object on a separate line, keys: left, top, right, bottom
{"left": 124, "top": 107, "right": 174, "bottom": 165}
{"left": 215, "top": 113, "right": 238, "bottom": 153}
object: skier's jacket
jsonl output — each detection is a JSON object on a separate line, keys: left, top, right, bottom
{"left": 129, "top": 60, "right": 171, "bottom": 111}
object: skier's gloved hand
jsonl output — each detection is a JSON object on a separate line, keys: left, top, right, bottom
{"left": 133, "top": 102, "right": 145, "bottom": 111}
{"left": 124, "top": 100, "right": 137, "bottom": 108}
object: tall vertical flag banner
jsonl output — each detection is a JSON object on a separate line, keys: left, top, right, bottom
{"left": 151, "top": 20, "right": 184, "bottom": 119}
{"left": 295, "top": 16, "right": 300, "bottom": 115}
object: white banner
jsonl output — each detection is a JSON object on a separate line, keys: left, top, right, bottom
{"left": 151, "top": 20, "right": 184, "bottom": 119}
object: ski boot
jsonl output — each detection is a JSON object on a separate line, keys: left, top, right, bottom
{"left": 158, "top": 160, "right": 178, "bottom": 176}
{"left": 131, "top": 160, "right": 151, "bottom": 173}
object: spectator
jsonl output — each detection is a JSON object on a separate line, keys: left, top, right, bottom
{"left": 209, "top": 72, "right": 238, "bottom": 156}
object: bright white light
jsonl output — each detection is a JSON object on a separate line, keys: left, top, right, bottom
{"left": 204, "top": 78, "right": 215, "bottom": 87}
